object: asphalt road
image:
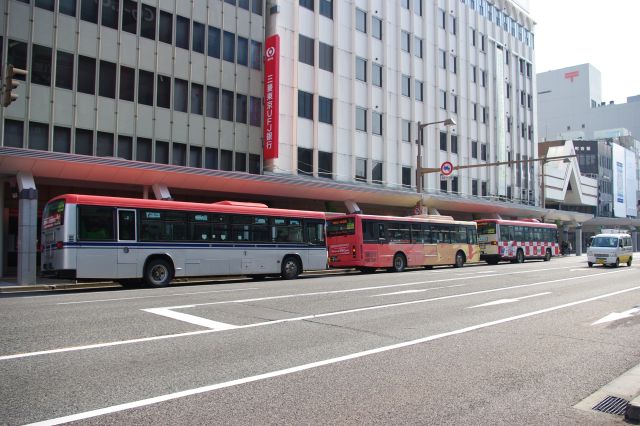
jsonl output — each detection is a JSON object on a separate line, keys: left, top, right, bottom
{"left": 1, "top": 256, "right": 639, "bottom": 425}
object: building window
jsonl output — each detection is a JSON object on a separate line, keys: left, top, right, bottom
{"left": 136, "top": 137, "right": 152, "bottom": 162}
{"left": 176, "top": 16, "right": 190, "bottom": 49}
{"left": 75, "top": 128, "right": 93, "bottom": 156}
{"left": 96, "top": 131, "right": 114, "bottom": 157}
{"left": 298, "top": 91, "right": 313, "bottom": 119}
{"left": 193, "top": 21, "right": 206, "bottom": 54}
{"left": 450, "top": 15, "right": 457, "bottom": 35}
{"left": 414, "top": 37, "right": 423, "bottom": 58}
{"left": 223, "top": 31, "right": 235, "bottom": 62}
{"left": 251, "top": 0, "right": 263, "bottom": 15}
{"left": 157, "top": 75, "right": 171, "bottom": 108}
{"left": 249, "top": 153, "right": 260, "bottom": 174}
{"left": 235, "top": 93, "right": 247, "bottom": 123}
{"left": 481, "top": 181, "right": 487, "bottom": 196}
{"left": 119, "top": 65, "right": 135, "bottom": 101}
{"left": 29, "top": 122, "right": 49, "bottom": 151}
{"left": 451, "top": 176, "right": 458, "bottom": 193}
{"left": 481, "top": 143, "right": 487, "bottom": 161}
{"left": 159, "top": 11, "right": 173, "bottom": 44}
{"left": 415, "top": 80, "right": 423, "bottom": 101}
{"left": 56, "top": 50, "right": 74, "bottom": 90}
{"left": 319, "top": 42, "right": 333, "bottom": 72}
{"left": 32, "top": 45, "right": 52, "bottom": 86}
{"left": 472, "top": 103, "right": 477, "bottom": 120}
{"left": 401, "top": 0, "right": 409, "bottom": 9}
{"left": 117, "top": 135, "right": 133, "bottom": 159}
{"left": 356, "top": 57, "right": 367, "bottom": 81}
{"left": 192, "top": 83, "right": 204, "bottom": 115}
{"left": 300, "top": 0, "right": 313, "bottom": 11}
{"left": 401, "top": 31, "right": 410, "bottom": 52}
{"left": 205, "top": 147, "right": 218, "bottom": 169}
{"left": 98, "top": 60, "right": 116, "bottom": 98}
{"left": 481, "top": 70, "right": 486, "bottom": 87}
{"left": 440, "top": 179, "right": 447, "bottom": 192}
{"left": 80, "top": 0, "right": 98, "bottom": 23}
{"left": 372, "top": 63, "right": 382, "bottom": 87}
{"left": 356, "top": 8, "right": 366, "bottom": 32}
{"left": 77, "top": 56, "right": 95, "bottom": 95}
{"left": 221, "top": 90, "right": 234, "bottom": 121}
{"left": 174, "top": 78, "right": 188, "bottom": 112}
{"left": 8, "top": 40, "right": 27, "bottom": 79}
{"left": 452, "top": 94, "right": 458, "bottom": 113}
{"left": 439, "top": 89, "right": 447, "bottom": 110}
{"left": 471, "top": 28, "right": 476, "bottom": 46}
{"left": 237, "top": 36, "right": 249, "bottom": 66}
{"left": 234, "top": 152, "right": 246, "bottom": 172}
{"left": 402, "top": 167, "right": 411, "bottom": 188}
{"left": 190, "top": 146, "right": 202, "bottom": 168}
{"left": 53, "top": 126, "right": 71, "bottom": 153}
{"left": 450, "top": 54, "right": 457, "bottom": 74}
{"left": 482, "top": 106, "right": 487, "bottom": 124}
{"left": 319, "top": 96, "right": 332, "bottom": 124}
{"left": 250, "top": 40, "right": 262, "bottom": 70}
{"left": 318, "top": 151, "right": 333, "bottom": 178}
{"left": 356, "top": 107, "right": 367, "bottom": 131}
{"left": 402, "top": 120, "right": 411, "bottom": 143}
{"left": 122, "top": 0, "right": 137, "bottom": 34}
{"left": 138, "top": 70, "right": 154, "bottom": 106}
{"left": 438, "top": 8, "right": 446, "bottom": 29}
{"left": 298, "top": 147, "right": 313, "bottom": 176}
{"left": 207, "top": 86, "right": 220, "bottom": 119}
{"left": 320, "top": 0, "right": 333, "bottom": 18}
{"left": 372, "top": 112, "right": 382, "bottom": 135}
{"left": 372, "top": 161, "right": 383, "bottom": 184}
{"left": 472, "top": 179, "right": 478, "bottom": 196}
{"left": 451, "top": 134, "right": 458, "bottom": 154}
{"left": 250, "top": 96, "right": 261, "bottom": 126}
{"left": 59, "top": 0, "right": 76, "bottom": 16}
{"left": 402, "top": 75, "right": 410, "bottom": 97}
{"left": 439, "top": 131, "right": 447, "bottom": 151}
{"left": 3, "top": 119, "right": 23, "bottom": 148}
{"left": 356, "top": 158, "right": 367, "bottom": 182}
{"left": 439, "top": 49, "right": 446, "bottom": 69}
{"left": 414, "top": 0, "right": 422, "bottom": 16}
{"left": 299, "top": 35, "right": 314, "bottom": 66}
{"left": 208, "top": 26, "right": 221, "bottom": 58}
{"left": 141, "top": 4, "right": 157, "bottom": 40}
{"left": 220, "top": 149, "right": 233, "bottom": 171}
{"left": 372, "top": 17, "right": 382, "bottom": 40}
{"left": 172, "top": 142, "right": 186, "bottom": 166}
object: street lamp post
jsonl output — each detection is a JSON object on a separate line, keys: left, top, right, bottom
{"left": 416, "top": 118, "right": 456, "bottom": 193}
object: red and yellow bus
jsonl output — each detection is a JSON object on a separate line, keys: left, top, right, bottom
{"left": 41, "top": 194, "right": 327, "bottom": 287}
{"left": 326, "top": 214, "right": 479, "bottom": 272}
{"left": 475, "top": 219, "right": 559, "bottom": 264}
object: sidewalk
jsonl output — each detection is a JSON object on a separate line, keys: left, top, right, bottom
{"left": 0, "top": 277, "right": 120, "bottom": 293}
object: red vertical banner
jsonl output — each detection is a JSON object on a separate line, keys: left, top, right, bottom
{"left": 263, "top": 34, "right": 280, "bottom": 160}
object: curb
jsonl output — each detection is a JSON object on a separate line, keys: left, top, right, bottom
{"left": 0, "top": 281, "right": 119, "bottom": 293}
{"left": 627, "top": 396, "right": 640, "bottom": 424}
{"left": 575, "top": 362, "right": 640, "bottom": 419}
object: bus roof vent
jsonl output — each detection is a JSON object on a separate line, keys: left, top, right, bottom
{"left": 212, "top": 201, "right": 269, "bottom": 208}
{"left": 519, "top": 219, "right": 540, "bottom": 223}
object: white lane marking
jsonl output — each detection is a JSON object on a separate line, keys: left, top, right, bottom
{"left": 25, "top": 284, "right": 640, "bottom": 426}
{"left": 570, "top": 268, "right": 587, "bottom": 271}
{"left": 159, "top": 265, "right": 578, "bottom": 310}
{"left": 454, "top": 270, "right": 497, "bottom": 275}
{"left": 142, "top": 308, "right": 237, "bottom": 330}
{"left": 466, "top": 292, "right": 551, "bottom": 309}
{"left": 592, "top": 306, "right": 640, "bottom": 325}
{"left": 56, "top": 288, "right": 259, "bottom": 305}
{"left": 374, "top": 289, "right": 429, "bottom": 296}
{"left": 3, "top": 268, "right": 626, "bottom": 362}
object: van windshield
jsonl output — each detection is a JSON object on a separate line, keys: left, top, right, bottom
{"left": 591, "top": 237, "right": 618, "bottom": 248}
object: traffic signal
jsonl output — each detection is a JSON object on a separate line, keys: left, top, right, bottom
{"left": 3, "top": 64, "right": 28, "bottom": 107}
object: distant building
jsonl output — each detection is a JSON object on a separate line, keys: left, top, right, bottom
{"left": 537, "top": 63, "right": 640, "bottom": 141}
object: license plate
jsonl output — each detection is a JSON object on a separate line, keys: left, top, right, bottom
{"left": 596, "top": 259, "right": 606, "bottom": 265}
{"left": 330, "top": 256, "right": 337, "bottom": 262}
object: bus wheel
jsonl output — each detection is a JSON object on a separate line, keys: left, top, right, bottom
{"left": 628, "top": 257, "right": 633, "bottom": 267}
{"left": 453, "top": 251, "right": 465, "bottom": 268}
{"left": 515, "top": 249, "right": 525, "bottom": 264}
{"left": 144, "top": 258, "right": 173, "bottom": 288}
{"left": 543, "top": 249, "right": 551, "bottom": 262}
{"left": 281, "top": 256, "right": 301, "bottom": 280}
{"left": 391, "top": 254, "right": 406, "bottom": 272}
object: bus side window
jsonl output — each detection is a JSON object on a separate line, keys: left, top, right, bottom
{"left": 304, "top": 220, "right": 325, "bottom": 245}
{"left": 78, "top": 206, "right": 115, "bottom": 241}
{"left": 377, "top": 223, "right": 386, "bottom": 243}
{"left": 423, "top": 224, "right": 432, "bottom": 244}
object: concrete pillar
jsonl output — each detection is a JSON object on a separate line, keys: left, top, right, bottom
{"left": 152, "top": 184, "right": 172, "bottom": 200}
{"left": 16, "top": 173, "right": 38, "bottom": 285}
{"left": 632, "top": 228, "right": 638, "bottom": 252}
{"left": 575, "top": 225, "right": 583, "bottom": 256}
{"left": 562, "top": 225, "right": 569, "bottom": 244}
{"left": 0, "top": 181, "right": 3, "bottom": 278}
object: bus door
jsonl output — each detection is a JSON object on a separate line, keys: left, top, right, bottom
{"left": 422, "top": 224, "right": 439, "bottom": 263}
{"left": 117, "top": 209, "right": 138, "bottom": 277}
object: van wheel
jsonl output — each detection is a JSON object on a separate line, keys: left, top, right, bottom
{"left": 543, "top": 249, "right": 551, "bottom": 262}
{"left": 515, "top": 249, "right": 525, "bottom": 264}
{"left": 453, "top": 251, "right": 465, "bottom": 268}
{"left": 614, "top": 258, "right": 620, "bottom": 268}
{"left": 144, "top": 258, "right": 173, "bottom": 288}
{"left": 588, "top": 262, "right": 593, "bottom": 268}
{"left": 628, "top": 257, "right": 633, "bottom": 267}
{"left": 391, "top": 254, "right": 406, "bottom": 272}
{"left": 281, "top": 256, "right": 301, "bottom": 280}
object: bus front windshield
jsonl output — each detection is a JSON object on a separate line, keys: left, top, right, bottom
{"left": 327, "top": 217, "right": 356, "bottom": 237}
{"left": 43, "top": 199, "right": 65, "bottom": 229}
{"left": 477, "top": 222, "right": 496, "bottom": 235}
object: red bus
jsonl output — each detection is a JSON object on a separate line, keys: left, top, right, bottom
{"left": 475, "top": 219, "right": 559, "bottom": 264}
{"left": 41, "top": 194, "right": 327, "bottom": 287}
{"left": 326, "top": 214, "right": 480, "bottom": 272}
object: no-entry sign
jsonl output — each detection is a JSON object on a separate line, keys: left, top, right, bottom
{"left": 440, "top": 161, "right": 454, "bottom": 176}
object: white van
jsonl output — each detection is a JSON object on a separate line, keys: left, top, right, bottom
{"left": 587, "top": 232, "right": 633, "bottom": 267}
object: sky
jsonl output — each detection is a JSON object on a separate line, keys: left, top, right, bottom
{"left": 528, "top": 0, "right": 640, "bottom": 104}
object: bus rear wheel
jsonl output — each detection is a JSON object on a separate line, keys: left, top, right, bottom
{"left": 515, "top": 249, "right": 525, "bottom": 264}
{"left": 144, "top": 258, "right": 173, "bottom": 288}
{"left": 543, "top": 249, "right": 551, "bottom": 262}
{"left": 390, "top": 253, "right": 406, "bottom": 272}
{"left": 281, "top": 256, "right": 301, "bottom": 280}
{"left": 453, "top": 251, "right": 465, "bottom": 268}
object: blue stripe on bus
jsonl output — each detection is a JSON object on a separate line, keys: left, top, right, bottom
{"left": 60, "top": 241, "right": 326, "bottom": 250}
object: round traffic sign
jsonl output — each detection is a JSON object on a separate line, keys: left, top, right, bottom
{"left": 440, "top": 161, "right": 454, "bottom": 176}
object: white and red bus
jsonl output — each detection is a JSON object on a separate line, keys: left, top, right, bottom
{"left": 475, "top": 219, "right": 559, "bottom": 264}
{"left": 326, "top": 214, "right": 480, "bottom": 272}
{"left": 41, "top": 194, "right": 327, "bottom": 287}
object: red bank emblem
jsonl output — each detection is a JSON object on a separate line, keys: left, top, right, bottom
{"left": 564, "top": 70, "right": 579, "bottom": 82}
